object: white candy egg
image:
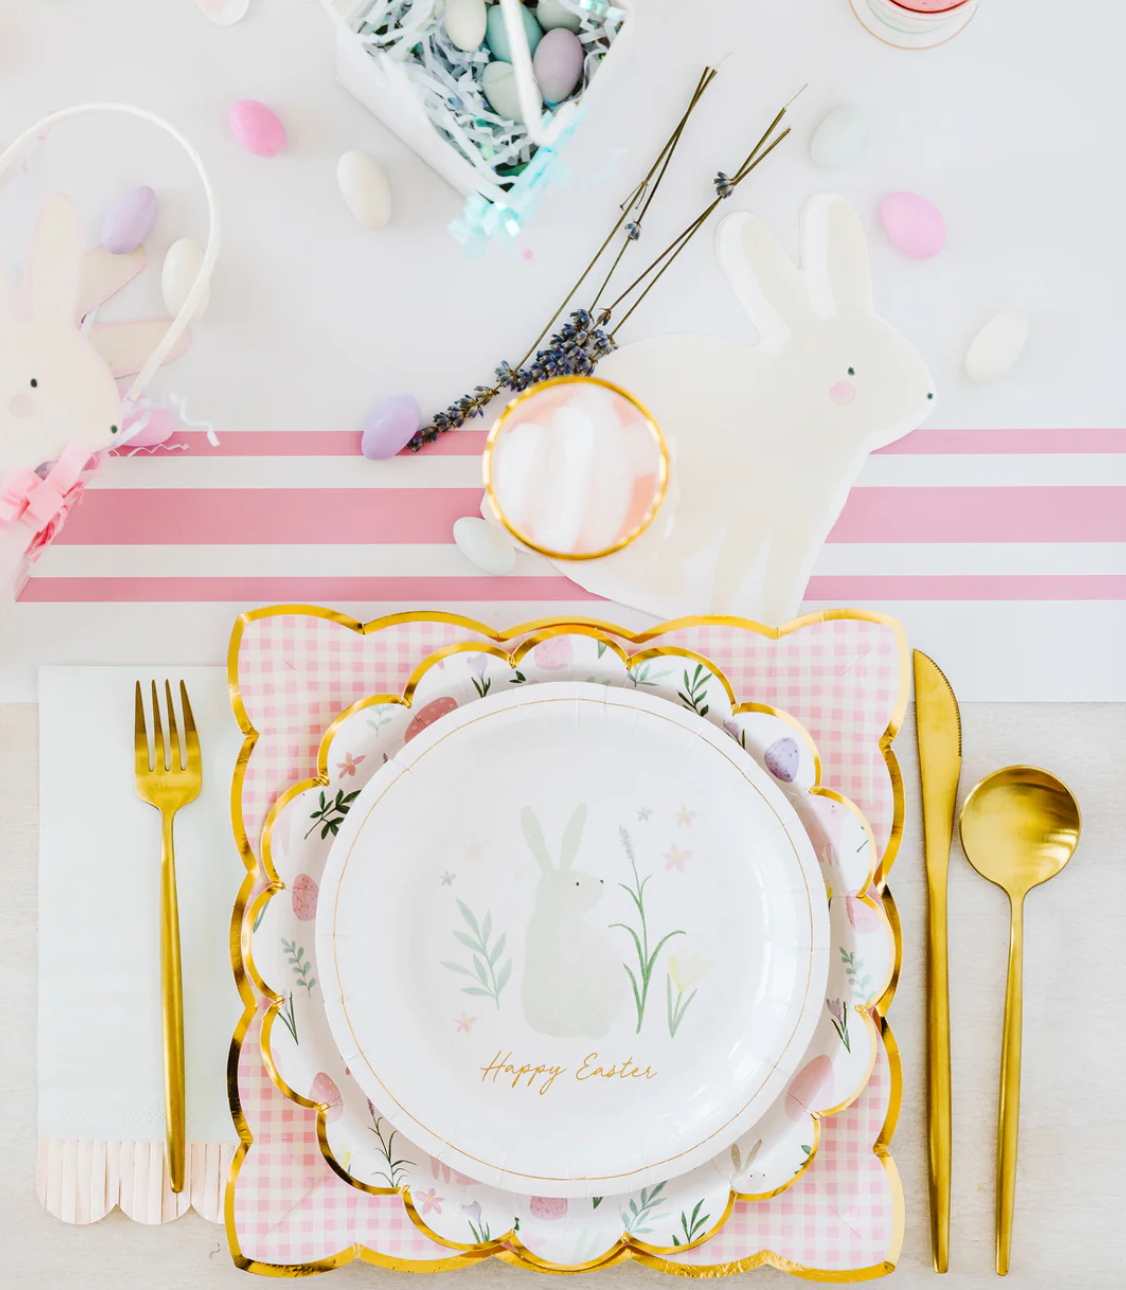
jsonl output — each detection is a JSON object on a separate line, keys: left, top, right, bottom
{"left": 535, "top": 0, "right": 582, "bottom": 33}
{"left": 444, "top": 0, "right": 487, "bottom": 51}
{"left": 337, "top": 150, "right": 393, "bottom": 230}
{"left": 965, "top": 311, "right": 1029, "bottom": 381}
{"left": 481, "top": 59, "right": 541, "bottom": 125}
{"left": 161, "top": 238, "right": 210, "bottom": 320}
{"left": 453, "top": 516, "right": 517, "bottom": 576}
{"left": 810, "top": 106, "right": 867, "bottom": 169}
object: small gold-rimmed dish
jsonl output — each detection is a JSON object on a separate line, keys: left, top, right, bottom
{"left": 482, "top": 375, "right": 669, "bottom": 561}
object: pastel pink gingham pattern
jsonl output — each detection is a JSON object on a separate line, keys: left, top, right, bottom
{"left": 228, "top": 608, "right": 907, "bottom": 1276}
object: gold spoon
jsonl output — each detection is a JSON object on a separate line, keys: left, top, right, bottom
{"left": 959, "top": 767, "right": 1081, "bottom": 1276}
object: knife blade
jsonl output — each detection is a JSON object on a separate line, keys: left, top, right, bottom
{"left": 914, "top": 650, "right": 962, "bottom": 1275}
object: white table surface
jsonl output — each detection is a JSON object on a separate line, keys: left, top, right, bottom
{"left": 3, "top": 700, "right": 1124, "bottom": 1286}
{"left": 2, "top": 0, "right": 1124, "bottom": 1285}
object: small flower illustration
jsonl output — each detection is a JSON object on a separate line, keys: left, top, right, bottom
{"left": 439, "top": 870, "right": 456, "bottom": 886}
{"left": 455, "top": 1013, "right": 477, "bottom": 1033}
{"left": 416, "top": 1187, "right": 444, "bottom": 1216}
{"left": 826, "top": 997, "right": 851, "bottom": 1052}
{"left": 675, "top": 806, "right": 698, "bottom": 828}
{"left": 336, "top": 752, "right": 365, "bottom": 778}
{"left": 637, "top": 806, "right": 652, "bottom": 822}
{"left": 467, "top": 654, "right": 491, "bottom": 698}
{"left": 669, "top": 953, "right": 713, "bottom": 994}
{"left": 663, "top": 844, "right": 693, "bottom": 873}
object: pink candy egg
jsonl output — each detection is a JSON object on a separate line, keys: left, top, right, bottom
{"left": 879, "top": 191, "right": 946, "bottom": 260}
{"left": 228, "top": 99, "right": 286, "bottom": 157}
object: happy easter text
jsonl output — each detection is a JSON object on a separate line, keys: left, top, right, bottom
{"left": 479, "top": 1050, "right": 657, "bottom": 1096}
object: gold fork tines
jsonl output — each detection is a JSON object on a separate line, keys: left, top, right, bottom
{"left": 134, "top": 680, "right": 202, "bottom": 1194}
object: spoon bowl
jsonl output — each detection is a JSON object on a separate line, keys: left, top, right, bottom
{"left": 958, "top": 765, "right": 1080, "bottom": 1275}
{"left": 960, "top": 766, "right": 1081, "bottom": 898}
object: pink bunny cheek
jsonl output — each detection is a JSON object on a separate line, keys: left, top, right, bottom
{"left": 829, "top": 380, "right": 856, "bottom": 406}
{"left": 7, "top": 393, "right": 35, "bottom": 419}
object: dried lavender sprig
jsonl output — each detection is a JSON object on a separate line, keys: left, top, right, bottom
{"left": 407, "top": 69, "right": 716, "bottom": 451}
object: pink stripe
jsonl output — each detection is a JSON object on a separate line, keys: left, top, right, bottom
{"left": 804, "top": 575, "right": 1126, "bottom": 601}
{"left": 827, "top": 487, "right": 1126, "bottom": 543}
{"left": 57, "top": 489, "right": 485, "bottom": 545}
{"left": 61, "top": 485, "right": 1126, "bottom": 546}
{"left": 876, "top": 428, "right": 1126, "bottom": 455}
{"left": 150, "top": 430, "right": 489, "bottom": 457}
{"left": 19, "top": 576, "right": 601, "bottom": 604}
{"left": 123, "top": 427, "right": 1126, "bottom": 458}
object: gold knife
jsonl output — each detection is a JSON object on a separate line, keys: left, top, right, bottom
{"left": 914, "top": 651, "right": 962, "bottom": 1274}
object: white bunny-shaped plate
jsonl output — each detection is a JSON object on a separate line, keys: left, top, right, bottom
{"left": 249, "top": 631, "right": 894, "bottom": 1267}
{"left": 571, "top": 194, "right": 935, "bottom": 626}
{"left": 316, "top": 682, "right": 829, "bottom": 1199}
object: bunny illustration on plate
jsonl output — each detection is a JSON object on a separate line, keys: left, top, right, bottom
{"left": 520, "top": 804, "right": 626, "bottom": 1040}
{"left": 570, "top": 194, "right": 935, "bottom": 626}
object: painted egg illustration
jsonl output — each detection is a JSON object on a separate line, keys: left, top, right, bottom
{"left": 405, "top": 696, "right": 458, "bottom": 742}
{"left": 846, "top": 892, "right": 882, "bottom": 934}
{"left": 764, "top": 736, "right": 800, "bottom": 783}
{"left": 529, "top": 1196, "right": 568, "bottom": 1221}
{"left": 533, "top": 636, "right": 573, "bottom": 671}
{"left": 309, "top": 1072, "right": 344, "bottom": 1122}
{"left": 784, "top": 1054, "right": 833, "bottom": 1122}
{"left": 291, "top": 873, "right": 319, "bottom": 921}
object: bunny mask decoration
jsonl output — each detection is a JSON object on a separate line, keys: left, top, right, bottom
{"left": 569, "top": 194, "right": 934, "bottom": 626}
{"left": 520, "top": 804, "right": 626, "bottom": 1041}
{"left": 0, "top": 103, "right": 218, "bottom": 611}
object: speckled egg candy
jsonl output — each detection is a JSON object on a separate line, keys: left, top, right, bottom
{"left": 486, "top": 2, "right": 543, "bottom": 61}
{"left": 102, "top": 185, "right": 158, "bottom": 254}
{"left": 228, "top": 99, "right": 286, "bottom": 157}
{"left": 337, "top": 150, "right": 393, "bottom": 229}
{"left": 405, "top": 696, "right": 458, "bottom": 743}
{"left": 453, "top": 516, "right": 517, "bottom": 575}
{"left": 533, "top": 28, "right": 583, "bottom": 104}
{"left": 879, "top": 191, "right": 946, "bottom": 260}
{"left": 764, "top": 736, "right": 800, "bottom": 783}
{"left": 291, "top": 873, "right": 319, "bottom": 921}
{"left": 362, "top": 395, "right": 421, "bottom": 460}
{"left": 445, "top": 0, "right": 487, "bottom": 51}
{"left": 309, "top": 1072, "right": 344, "bottom": 1122}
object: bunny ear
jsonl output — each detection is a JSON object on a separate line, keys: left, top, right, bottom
{"left": 521, "top": 807, "right": 554, "bottom": 875}
{"left": 717, "top": 211, "right": 812, "bottom": 349}
{"left": 800, "top": 194, "right": 872, "bottom": 317}
{"left": 29, "top": 193, "right": 85, "bottom": 328}
{"left": 558, "top": 804, "right": 588, "bottom": 872}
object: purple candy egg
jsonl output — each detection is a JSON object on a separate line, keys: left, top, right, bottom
{"left": 764, "top": 736, "right": 800, "bottom": 783}
{"left": 102, "top": 186, "right": 158, "bottom": 255}
{"left": 362, "top": 394, "right": 422, "bottom": 460}
{"left": 533, "top": 28, "right": 584, "bottom": 105}
{"left": 228, "top": 99, "right": 286, "bottom": 158}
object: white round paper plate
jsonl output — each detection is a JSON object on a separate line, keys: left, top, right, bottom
{"left": 317, "top": 682, "right": 829, "bottom": 1197}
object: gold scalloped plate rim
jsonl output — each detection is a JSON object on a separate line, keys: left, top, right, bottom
{"left": 226, "top": 607, "right": 908, "bottom": 1279}
{"left": 253, "top": 633, "right": 889, "bottom": 1221}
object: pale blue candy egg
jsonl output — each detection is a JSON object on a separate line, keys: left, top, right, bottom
{"left": 533, "top": 28, "right": 583, "bottom": 104}
{"left": 102, "top": 185, "right": 158, "bottom": 255}
{"left": 361, "top": 395, "right": 421, "bottom": 460}
{"left": 486, "top": 3, "right": 543, "bottom": 62}
{"left": 809, "top": 106, "right": 867, "bottom": 170}
{"left": 535, "top": 0, "right": 582, "bottom": 33}
{"left": 453, "top": 517, "right": 517, "bottom": 575}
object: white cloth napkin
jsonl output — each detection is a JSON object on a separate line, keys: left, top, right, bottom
{"left": 38, "top": 666, "right": 243, "bottom": 1146}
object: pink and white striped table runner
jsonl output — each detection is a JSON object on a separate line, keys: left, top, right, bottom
{"left": 20, "top": 425, "right": 1125, "bottom": 699}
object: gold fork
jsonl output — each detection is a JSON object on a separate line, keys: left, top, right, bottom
{"left": 134, "top": 680, "right": 201, "bottom": 1194}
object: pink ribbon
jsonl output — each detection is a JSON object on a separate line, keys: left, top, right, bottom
{"left": 0, "top": 444, "right": 92, "bottom": 546}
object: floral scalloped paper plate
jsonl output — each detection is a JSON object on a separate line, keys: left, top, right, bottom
{"left": 248, "top": 632, "right": 893, "bottom": 1268}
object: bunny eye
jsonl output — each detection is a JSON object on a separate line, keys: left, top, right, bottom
{"left": 574, "top": 881, "right": 580, "bottom": 888}
{"left": 110, "top": 424, "right": 119, "bottom": 435}
{"left": 847, "top": 367, "right": 855, "bottom": 377}
{"left": 927, "top": 392, "right": 934, "bottom": 400}
{"left": 29, "top": 378, "right": 38, "bottom": 389}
